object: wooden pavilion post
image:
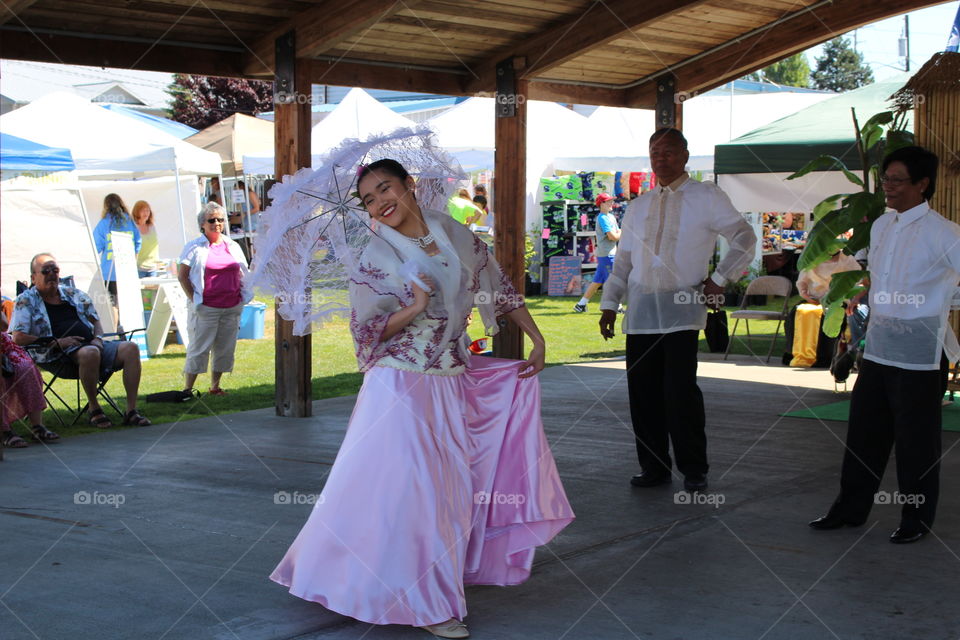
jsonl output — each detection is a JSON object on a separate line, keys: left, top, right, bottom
{"left": 492, "top": 57, "right": 527, "bottom": 360}
{"left": 273, "top": 32, "right": 312, "bottom": 417}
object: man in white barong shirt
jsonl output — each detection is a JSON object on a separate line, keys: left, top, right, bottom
{"left": 599, "top": 128, "right": 756, "bottom": 492}
{"left": 810, "top": 146, "right": 958, "bottom": 544}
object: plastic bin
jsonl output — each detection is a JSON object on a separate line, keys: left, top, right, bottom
{"left": 238, "top": 301, "right": 267, "bottom": 340}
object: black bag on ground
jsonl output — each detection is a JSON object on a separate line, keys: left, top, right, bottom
{"left": 704, "top": 309, "right": 729, "bottom": 353}
{"left": 146, "top": 389, "right": 200, "bottom": 403}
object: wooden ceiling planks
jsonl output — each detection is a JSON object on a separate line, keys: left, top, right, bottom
{"left": 0, "top": 0, "right": 950, "bottom": 108}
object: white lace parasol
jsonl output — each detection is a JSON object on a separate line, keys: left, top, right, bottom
{"left": 248, "top": 127, "right": 467, "bottom": 335}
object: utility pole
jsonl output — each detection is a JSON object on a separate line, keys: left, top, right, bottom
{"left": 905, "top": 15, "right": 910, "bottom": 72}
{"left": 899, "top": 15, "right": 911, "bottom": 72}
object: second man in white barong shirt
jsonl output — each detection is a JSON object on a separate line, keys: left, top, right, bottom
{"left": 599, "top": 128, "right": 756, "bottom": 493}
{"left": 810, "top": 146, "right": 958, "bottom": 544}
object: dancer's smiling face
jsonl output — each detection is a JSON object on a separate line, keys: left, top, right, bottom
{"left": 358, "top": 169, "right": 419, "bottom": 230}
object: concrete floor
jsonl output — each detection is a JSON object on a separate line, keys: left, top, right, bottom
{"left": 2, "top": 354, "right": 959, "bottom": 640}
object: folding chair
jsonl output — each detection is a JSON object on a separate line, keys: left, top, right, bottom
{"left": 26, "top": 333, "right": 138, "bottom": 427}
{"left": 723, "top": 275, "right": 793, "bottom": 363}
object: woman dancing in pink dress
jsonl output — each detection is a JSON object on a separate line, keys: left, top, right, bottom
{"left": 270, "top": 159, "right": 574, "bottom": 638}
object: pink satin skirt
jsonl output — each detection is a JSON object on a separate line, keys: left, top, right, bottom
{"left": 270, "top": 355, "right": 574, "bottom": 626}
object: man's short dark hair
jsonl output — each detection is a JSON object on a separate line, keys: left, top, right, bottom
{"left": 882, "top": 145, "right": 938, "bottom": 201}
{"left": 649, "top": 128, "right": 688, "bottom": 150}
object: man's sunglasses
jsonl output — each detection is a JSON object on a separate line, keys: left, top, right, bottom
{"left": 40, "top": 266, "right": 60, "bottom": 275}
{"left": 206, "top": 217, "right": 226, "bottom": 224}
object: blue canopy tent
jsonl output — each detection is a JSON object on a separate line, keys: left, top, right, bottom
{"left": 101, "top": 104, "right": 198, "bottom": 139}
{"left": 0, "top": 131, "right": 75, "bottom": 171}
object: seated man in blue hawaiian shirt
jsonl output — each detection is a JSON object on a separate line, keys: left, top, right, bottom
{"left": 11, "top": 253, "right": 151, "bottom": 428}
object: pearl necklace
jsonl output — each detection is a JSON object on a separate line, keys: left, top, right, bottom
{"left": 407, "top": 231, "right": 435, "bottom": 248}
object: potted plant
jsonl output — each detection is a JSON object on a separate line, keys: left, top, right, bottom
{"left": 724, "top": 270, "right": 750, "bottom": 307}
{"left": 524, "top": 224, "right": 542, "bottom": 296}
{"left": 788, "top": 107, "right": 913, "bottom": 336}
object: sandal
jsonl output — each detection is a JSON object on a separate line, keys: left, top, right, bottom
{"left": 89, "top": 408, "right": 113, "bottom": 429}
{"left": 2, "top": 431, "right": 29, "bottom": 448}
{"left": 30, "top": 424, "right": 60, "bottom": 443}
{"left": 122, "top": 409, "right": 151, "bottom": 426}
{"left": 208, "top": 387, "right": 228, "bottom": 396}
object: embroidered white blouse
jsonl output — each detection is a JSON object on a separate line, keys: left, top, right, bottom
{"left": 349, "top": 211, "right": 523, "bottom": 375}
{"left": 599, "top": 174, "right": 756, "bottom": 334}
{"left": 864, "top": 202, "right": 960, "bottom": 370}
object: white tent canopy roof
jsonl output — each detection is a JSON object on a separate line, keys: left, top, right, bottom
{"left": 242, "top": 88, "right": 416, "bottom": 175}
{"left": 0, "top": 92, "right": 221, "bottom": 179}
{"left": 425, "top": 97, "right": 588, "bottom": 171}
{"left": 553, "top": 91, "right": 833, "bottom": 172}
{"left": 186, "top": 112, "right": 274, "bottom": 175}
{"left": 311, "top": 87, "right": 414, "bottom": 151}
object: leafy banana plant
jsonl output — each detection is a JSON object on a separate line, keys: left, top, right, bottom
{"left": 786, "top": 107, "right": 914, "bottom": 336}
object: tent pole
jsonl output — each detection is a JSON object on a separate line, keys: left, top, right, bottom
{"left": 174, "top": 166, "right": 187, "bottom": 246}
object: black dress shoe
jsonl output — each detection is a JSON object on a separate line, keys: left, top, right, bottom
{"left": 889, "top": 527, "right": 927, "bottom": 544}
{"left": 808, "top": 514, "right": 855, "bottom": 530}
{"left": 630, "top": 471, "right": 671, "bottom": 487}
{"left": 683, "top": 473, "right": 708, "bottom": 492}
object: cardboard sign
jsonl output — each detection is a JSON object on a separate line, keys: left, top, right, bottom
{"left": 145, "top": 282, "right": 191, "bottom": 354}
{"left": 111, "top": 231, "right": 148, "bottom": 360}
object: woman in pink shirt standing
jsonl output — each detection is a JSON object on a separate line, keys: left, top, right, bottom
{"left": 177, "top": 202, "right": 252, "bottom": 396}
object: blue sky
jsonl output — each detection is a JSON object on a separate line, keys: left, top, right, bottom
{"left": 804, "top": 1, "right": 959, "bottom": 80}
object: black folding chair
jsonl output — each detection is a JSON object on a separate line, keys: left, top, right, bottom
{"left": 26, "top": 331, "right": 143, "bottom": 427}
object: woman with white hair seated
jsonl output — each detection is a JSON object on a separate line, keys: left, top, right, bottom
{"left": 177, "top": 202, "right": 252, "bottom": 396}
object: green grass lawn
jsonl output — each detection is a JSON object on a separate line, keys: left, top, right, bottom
{"left": 19, "top": 294, "right": 799, "bottom": 438}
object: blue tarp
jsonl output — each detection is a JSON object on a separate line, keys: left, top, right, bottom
{"left": 101, "top": 104, "right": 197, "bottom": 139}
{"left": 0, "top": 131, "right": 75, "bottom": 171}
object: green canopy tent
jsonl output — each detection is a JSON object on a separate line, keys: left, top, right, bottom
{"left": 715, "top": 76, "right": 912, "bottom": 174}
{"left": 714, "top": 75, "right": 913, "bottom": 214}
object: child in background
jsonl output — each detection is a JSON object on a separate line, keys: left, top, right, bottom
{"left": 574, "top": 193, "right": 620, "bottom": 313}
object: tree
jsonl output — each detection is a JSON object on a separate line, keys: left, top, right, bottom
{"left": 811, "top": 37, "right": 874, "bottom": 92}
{"left": 167, "top": 74, "right": 274, "bottom": 130}
{"left": 747, "top": 53, "right": 811, "bottom": 87}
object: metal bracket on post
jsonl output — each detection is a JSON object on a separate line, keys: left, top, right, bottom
{"left": 274, "top": 31, "right": 296, "bottom": 105}
{"left": 656, "top": 74, "right": 679, "bottom": 129}
{"left": 495, "top": 57, "right": 516, "bottom": 118}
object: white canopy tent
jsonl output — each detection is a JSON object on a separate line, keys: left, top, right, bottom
{"left": 425, "top": 97, "right": 590, "bottom": 229}
{"left": 242, "top": 88, "right": 415, "bottom": 175}
{"left": 553, "top": 91, "right": 833, "bottom": 173}
{"left": 0, "top": 178, "right": 114, "bottom": 329}
{"left": 0, "top": 92, "right": 220, "bottom": 248}
{"left": 0, "top": 93, "right": 221, "bottom": 180}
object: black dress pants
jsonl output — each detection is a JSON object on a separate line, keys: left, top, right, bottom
{"left": 625, "top": 331, "right": 707, "bottom": 477}
{"left": 830, "top": 355, "right": 948, "bottom": 530}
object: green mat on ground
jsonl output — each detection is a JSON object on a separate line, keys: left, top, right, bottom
{"left": 781, "top": 398, "right": 960, "bottom": 432}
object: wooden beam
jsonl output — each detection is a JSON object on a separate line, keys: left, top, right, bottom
{"left": 0, "top": 0, "right": 38, "bottom": 26}
{"left": 465, "top": 0, "right": 708, "bottom": 94}
{"left": 244, "top": 0, "right": 421, "bottom": 77}
{"left": 625, "top": 0, "right": 946, "bottom": 107}
{"left": 527, "top": 80, "right": 626, "bottom": 107}
{"left": 0, "top": 28, "right": 244, "bottom": 76}
{"left": 274, "top": 41, "right": 313, "bottom": 418}
{"left": 492, "top": 58, "right": 526, "bottom": 360}
{"left": 300, "top": 58, "right": 471, "bottom": 96}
